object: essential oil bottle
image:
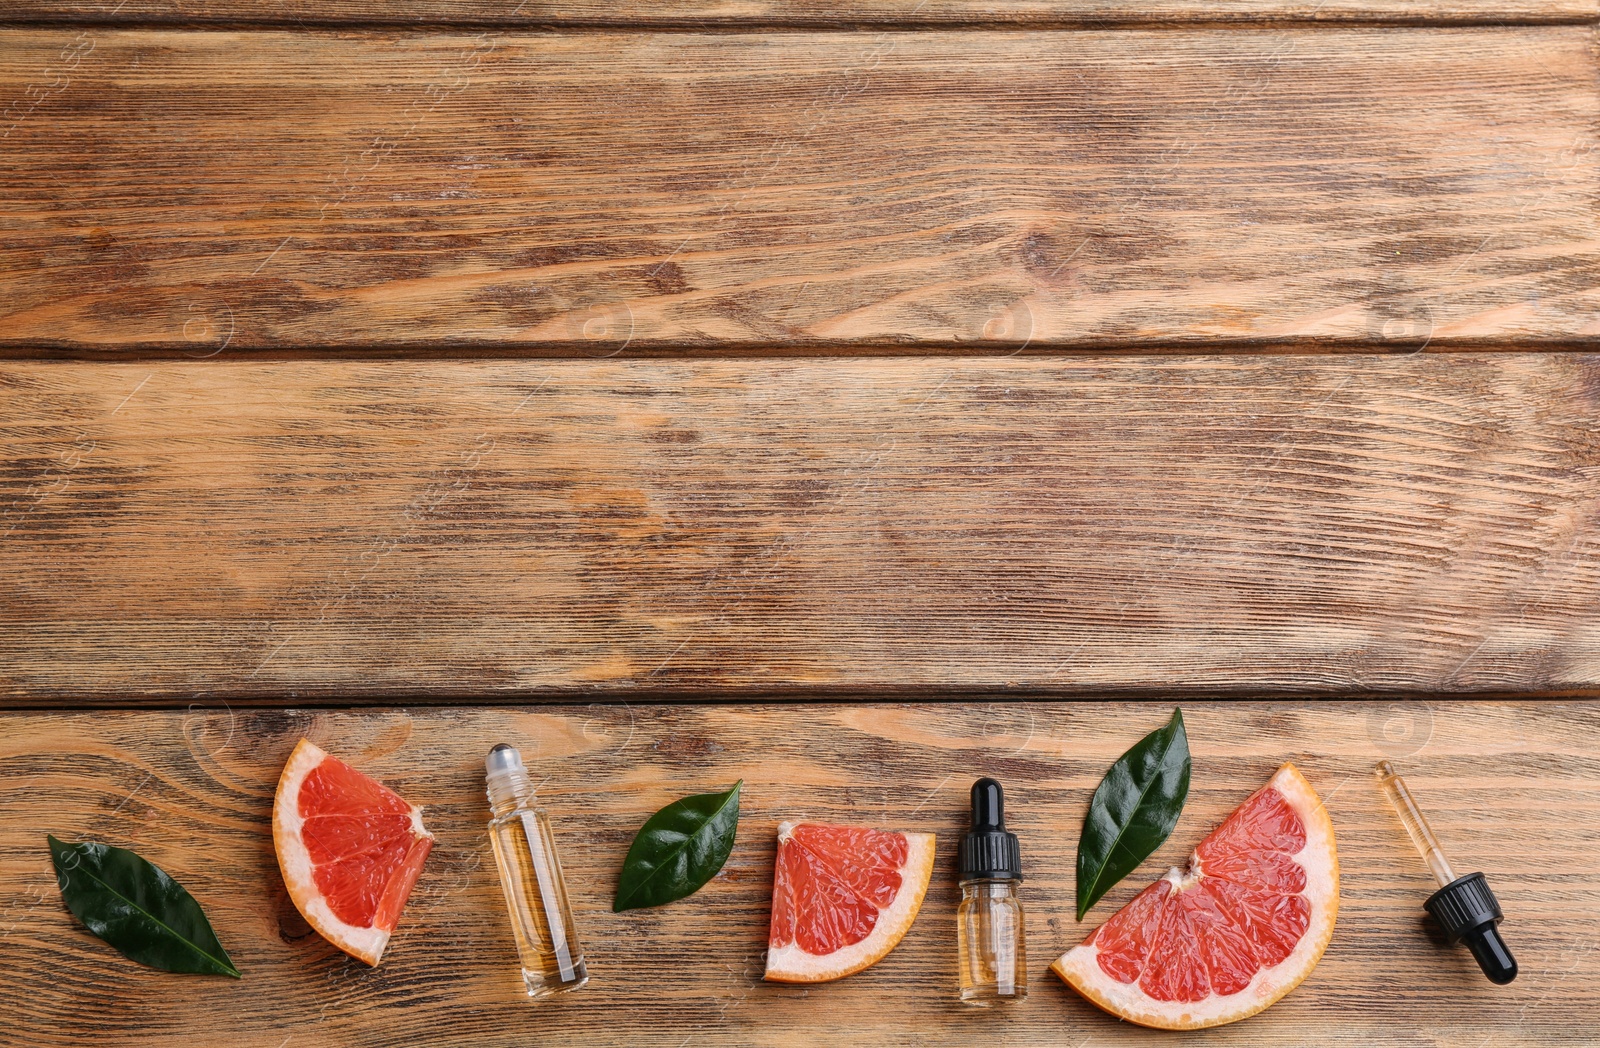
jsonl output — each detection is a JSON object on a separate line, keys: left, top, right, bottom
{"left": 485, "top": 743, "right": 589, "bottom": 998}
{"left": 957, "top": 776, "right": 1027, "bottom": 1004}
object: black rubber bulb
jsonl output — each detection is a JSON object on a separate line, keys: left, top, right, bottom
{"left": 1463, "top": 924, "right": 1518, "bottom": 985}
{"left": 971, "top": 777, "right": 1005, "bottom": 831}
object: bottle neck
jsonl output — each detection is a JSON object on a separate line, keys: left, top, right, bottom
{"left": 960, "top": 877, "right": 1020, "bottom": 892}
{"left": 486, "top": 767, "right": 538, "bottom": 818}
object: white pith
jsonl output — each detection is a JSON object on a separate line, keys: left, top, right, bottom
{"left": 764, "top": 822, "right": 937, "bottom": 983}
{"left": 1052, "top": 763, "right": 1340, "bottom": 1030}
{"left": 272, "top": 738, "right": 432, "bottom": 967}
{"left": 1164, "top": 855, "right": 1206, "bottom": 892}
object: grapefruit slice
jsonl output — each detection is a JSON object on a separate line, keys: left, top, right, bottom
{"left": 273, "top": 739, "right": 434, "bottom": 966}
{"left": 764, "top": 821, "right": 936, "bottom": 983}
{"left": 1052, "top": 762, "right": 1338, "bottom": 1030}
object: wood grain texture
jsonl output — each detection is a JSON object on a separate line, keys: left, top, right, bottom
{"left": 3, "top": 355, "right": 1598, "bottom": 701}
{"left": 3, "top": 28, "right": 1598, "bottom": 353}
{"left": 1, "top": 701, "right": 1596, "bottom": 1046}
{"left": 4, "top": 0, "right": 1597, "bottom": 26}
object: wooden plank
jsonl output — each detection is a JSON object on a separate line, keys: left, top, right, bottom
{"left": 1, "top": 701, "right": 1596, "bottom": 1045}
{"left": 2, "top": 29, "right": 1597, "bottom": 353}
{"left": 4, "top": 0, "right": 1596, "bottom": 26}
{"left": 3, "top": 355, "right": 1597, "bottom": 701}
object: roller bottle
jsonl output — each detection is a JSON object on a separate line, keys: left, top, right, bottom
{"left": 485, "top": 744, "right": 589, "bottom": 997}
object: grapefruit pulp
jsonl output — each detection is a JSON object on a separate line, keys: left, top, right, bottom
{"left": 764, "top": 821, "right": 936, "bottom": 983}
{"left": 273, "top": 739, "right": 434, "bottom": 965}
{"left": 1052, "top": 762, "right": 1338, "bottom": 1029}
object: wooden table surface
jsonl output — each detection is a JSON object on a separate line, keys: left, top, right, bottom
{"left": 3, "top": 1, "right": 1598, "bottom": 1045}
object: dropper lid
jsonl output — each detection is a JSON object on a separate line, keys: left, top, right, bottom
{"left": 1375, "top": 761, "right": 1517, "bottom": 985}
{"left": 960, "top": 777, "right": 1022, "bottom": 882}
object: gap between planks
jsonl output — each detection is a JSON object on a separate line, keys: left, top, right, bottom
{"left": 8, "top": 690, "right": 1600, "bottom": 712}
{"left": 4, "top": 0, "right": 1599, "bottom": 29}
{"left": 5, "top": 15, "right": 1600, "bottom": 29}
{"left": 6, "top": 340, "right": 1600, "bottom": 363}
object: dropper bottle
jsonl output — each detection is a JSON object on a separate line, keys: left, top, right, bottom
{"left": 1374, "top": 760, "right": 1517, "bottom": 984}
{"left": 485, "top": 744, "right": 589, "bottom": 997}
{"left": 957, "top": 777, "right": 1027, "bottom": 1004}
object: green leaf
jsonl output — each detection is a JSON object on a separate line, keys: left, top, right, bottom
{"left": 48, "top": 835, "right": 241, "bottom": 978}
{"left": 1075, "top": 708, "right": 1191, "bottom": 921}
{"left": 613, "top": 781, "right": 741, "bottom": 912}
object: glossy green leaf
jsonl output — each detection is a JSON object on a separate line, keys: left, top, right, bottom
{"left": 613, "top": 781, "right": 741, "bottom": 912}
{"left": 1075, "top": 708, "right": 1191, "bottom": 921}
{"left": 48, "top": 835, "right": 241, "bottom": 977}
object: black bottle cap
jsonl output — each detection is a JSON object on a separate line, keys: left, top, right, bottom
{"left": 960, "top": 778, "right": 1022, "bottom": 881}
{"left": 1425, "top": 872, "right": 1518, "bottom": 984}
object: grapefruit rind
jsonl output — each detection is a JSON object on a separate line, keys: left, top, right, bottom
{"left": 1051, "top": 763, "right": 1339, "bottom": 1030}
{"left": 763, "top": 822, "right": 936, "bottom": 984}
{"left": 272, "top": 738, "right": 433, "bottom": 967}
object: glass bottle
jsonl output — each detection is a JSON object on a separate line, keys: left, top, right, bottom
{"left": 485, "top": 743, "right": 589, "bottom": 998}
{"left": 957, "top": 777, "right": 1027, "bottom": 1004}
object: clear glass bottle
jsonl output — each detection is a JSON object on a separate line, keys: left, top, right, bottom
{"left": 485, "top": 743, "right": 589, "bottom": 998}
{"left": 957, "top": 777, "right": 1027, "bottom": 1004}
